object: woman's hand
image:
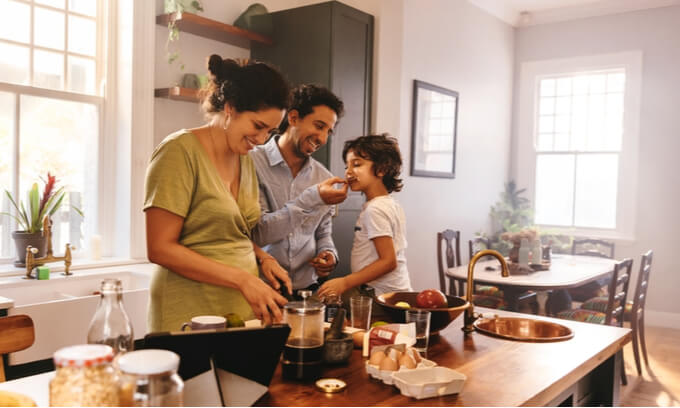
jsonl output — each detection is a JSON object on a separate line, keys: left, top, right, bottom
{"left": 239, "top": 274, "right": 288, "bottom": 325}
{"left": 317, "top": 277, "right": 349, "bottom": 298}
{"left": 260, "top": 257, "right": 293, "bottom": 296}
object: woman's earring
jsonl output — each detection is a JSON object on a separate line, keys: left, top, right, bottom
{"left": 223, "top": 114, "right": 230, "bottom": 130}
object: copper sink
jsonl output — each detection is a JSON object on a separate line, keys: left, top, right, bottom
{"left": 473, "top": 317, "right": 574, "bottom": 342}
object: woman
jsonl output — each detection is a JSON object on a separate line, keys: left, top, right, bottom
{"left": 144, "top": 55, "right": 292, "bottom": 331}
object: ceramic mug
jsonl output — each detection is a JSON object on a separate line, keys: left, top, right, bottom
{"left": 181, "top": 315, "right": 226, "bottom": 331}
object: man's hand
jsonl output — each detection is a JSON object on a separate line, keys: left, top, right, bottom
{"left": 310, "top": 250, "right": 336, "bottom": 278}
{"left": 318, "top": 177, "right": 348, "bottom": 205}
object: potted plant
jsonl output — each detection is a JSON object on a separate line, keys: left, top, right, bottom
{"left": 164, "top": 0, "right": 204, "bottom": 70}
{"left": 1, "top": 173, "right": 81, "bottom": 267}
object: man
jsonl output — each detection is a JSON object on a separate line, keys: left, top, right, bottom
{"left": 251, "top": 84, "right": 347, "bottom": 296}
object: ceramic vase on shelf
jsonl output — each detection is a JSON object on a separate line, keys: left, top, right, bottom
{"left": 11, "top": 231, "right": 47, "bottom": 267}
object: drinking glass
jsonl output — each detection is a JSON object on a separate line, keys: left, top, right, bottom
{"left": 405, "top": 310, "right": 431, "bottom": 353}
{"left": 350, "top": 296, "right": 372, "bottom": 330}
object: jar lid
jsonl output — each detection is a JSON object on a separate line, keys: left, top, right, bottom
{"left": 53, "top": 344, "right": 114, "bottom": 367}
{"left": 116, "top": 349, "right": 180, "bottom": 375}
{"left": 284, "top": 299, "right": 325, "bottom": 314}
{"left": 315, "top": 378, "right": 347, "bottom": 393}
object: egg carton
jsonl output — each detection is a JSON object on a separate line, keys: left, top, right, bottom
{"left": 392, "top": 366, "right": 466, "bottom": 399}
{"left": 365, "top": 358, "right": 436, "bottom": 385}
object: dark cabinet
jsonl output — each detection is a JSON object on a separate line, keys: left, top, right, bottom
{"left": 252, "top": 1, "right": 373, "bottom": 277}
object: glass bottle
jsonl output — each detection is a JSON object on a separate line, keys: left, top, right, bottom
{"left": 49, "top": 344, "right": 120, "bottom": 406}
{"left": 117, "top": 349, "right": 184, "bottom": 407}
{"left": 323, "top": 293, "right": 342, "bottom": 323}
{"left": 87, "top": 278, "right": 134, "bottom": 354}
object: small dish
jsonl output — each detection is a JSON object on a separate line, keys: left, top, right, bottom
{"left": 392, "top": 366, "right": 466, "bottom": 400}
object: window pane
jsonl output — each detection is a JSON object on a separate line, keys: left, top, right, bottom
{"left": 607, "top": 72, "right": 625, "bottom": 93}
{"left": 34, "top": 7, "right": 65, "bottom": 50}
{"left": 538, "top": 116, "right": 553, "bottom": 133}
{"left": 36, "top": 0, "right": 65, "bottom": 8}
{"left": 589, "top": 74, "right": 606, "bottom": 94}
{"left": 539, "top": 97, "right": 555, "bottom": 115}
{"left": 0, "top": 42, "right": 29, "bottom": 85}
{"left": 67, "top": 55, "right": 95, "bottom": 94}
{"left": 556, "top": 77, "right": 571, "bottom": 96}
{"left": 69, "top": 0, "right": 97, "bottom": 17}
{"left": 0, "top": 92, "right": 15, "bottom": 258}
{"left": 0, "top": 0, "right": 30, "bottom": 43}
{"left": 555, "top": 96, "right": 570, "bottom": 115}
{"left": 68, "top": 15, "right": 96, "bottom": 56}
{"left": 34, "top": 49, "right": 64, "bottom": 90}
{"left": 573, "top": 75, "right": 589, "bottom": 95}
{"left": 574, "top": 154, "right": 618, "bottom": 229}
{"left": 535, "top": 154, "right": 575, "bottom": 226}
{"left": 19, "top": 95, "right": 98, "bottom": 252}
{"left": 553, "top": 133, "right": 570, "bottom": 151}
{"left": 540, "top": 79, "right": 555, "bottom": 97}
{"left": 536, "top": 133, "right": 552, "bottom": 151}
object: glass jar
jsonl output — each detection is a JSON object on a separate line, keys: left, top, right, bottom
{"left": 322, "top": 293, "right": 342, "bottom": 323}
{"left": 87, "top": 278, "right": 134, "bottom": 354}
{"left": 49, "top": 344, "right": 120, "bottom": 406}
{"left": 116, "top": 349, "right": 184, "bottom": 407}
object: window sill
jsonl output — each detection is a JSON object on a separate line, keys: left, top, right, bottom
{"left": 0, "top": 257, "right": 149, "bottom": 278}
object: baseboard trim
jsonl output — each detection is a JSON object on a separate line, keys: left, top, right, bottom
{"left": 645, "top": 310, "right": 680, "bottom": 329}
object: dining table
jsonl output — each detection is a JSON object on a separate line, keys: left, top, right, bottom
{"left": 446, "top": 254, "right": 617, "bottom": 312}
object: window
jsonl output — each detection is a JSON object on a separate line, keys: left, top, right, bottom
{"left": 516, "top": 52, "right": 641, "bottom": 240}
{"left": 0, "top": 0, "right": 106, "bottom": 261}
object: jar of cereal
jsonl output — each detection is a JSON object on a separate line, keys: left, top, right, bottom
{"left": 49, "top": 344, "right": 119, "bottom": 406}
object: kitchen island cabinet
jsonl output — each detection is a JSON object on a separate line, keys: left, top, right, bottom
{"left": 0, "top": 308, "right": 629, "bottom": 406}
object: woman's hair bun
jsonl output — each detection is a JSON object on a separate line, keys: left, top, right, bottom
{"left": 207, "top": 54, "right": 223, "bottom": 78}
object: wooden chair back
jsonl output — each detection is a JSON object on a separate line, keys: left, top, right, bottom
{"left": 436, "top": 229, "right": 461, "bottom": 295}
{"left": 571, "top": 238, "right": 615, "bottom": 259}
{"left": 468, "top": 236, "right": 491, "bottom": 260}
{"left": 631, "top": 250, "right": 653, "bottom": 323}
{"left": 0, "top": 315, "right": 35, "bottom": 382}
{"left": 604, "top": 258, "right": 633, "bottom": 326}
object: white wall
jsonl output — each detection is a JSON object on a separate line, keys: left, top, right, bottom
{"left": 153, "top": 0, "right": 515, "bottom": 292}
{"left": 512, "top": 6, "right": 680, "bottom": 325}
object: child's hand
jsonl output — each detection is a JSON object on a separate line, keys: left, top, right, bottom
{"left": 318, "top": 277, "right": 349, "bottom": 298}
{"left": 310, "top": 250, "right": 336, "bottom": 277}
{"left": 318, "top": 177, "right": 348, "bottom": 205}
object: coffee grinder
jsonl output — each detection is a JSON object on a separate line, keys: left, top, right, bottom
{"left": 281, "top": 290, "right": 325, "bottom": 381}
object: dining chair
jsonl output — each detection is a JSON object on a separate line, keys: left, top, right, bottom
{"left": 556, "top": 258, "right": 633, "bottom": 385}
{"left": 627, "top": 250, "right": 653, "bottom": 376}
{"left": 437, "top": 230, "right": 507, "bottom": 310}
{"left": 468, "top": 238, "right": 539, "bottom": 314}
{"left": 569, "top": 238, "right": 616, "bottom": 302}
{"left": 0, "top": 315, "right": 35, "bottom": 382}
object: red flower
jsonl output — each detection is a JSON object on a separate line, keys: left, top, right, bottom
{"left": 39, "top": 172, "right": 57, "bottom": 215}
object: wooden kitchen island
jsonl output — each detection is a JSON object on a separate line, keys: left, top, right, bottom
{"left": 258, "top": 308, "right": 630, "bottom": 407}
{"left": 0, "top": 308, "right": 630, "bottom": 406}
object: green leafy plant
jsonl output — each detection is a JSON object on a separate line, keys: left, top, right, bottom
{"left": 1, "top": 173, "right": 82, "bottom": 234}
{"left": 483, "top": 181, "right": 535, "bottom": 256}
{"left": 164, "top": 0, "right": 204, "bottom": 71}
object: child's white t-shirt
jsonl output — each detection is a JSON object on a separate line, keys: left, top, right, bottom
{"left": 350, "top": 195, "right": 412, "bottom": 296}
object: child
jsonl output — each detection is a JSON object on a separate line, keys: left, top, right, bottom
{"left": 317, "top": 134, "right": 412, "bottom": 300}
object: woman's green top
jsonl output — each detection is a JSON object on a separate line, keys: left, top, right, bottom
{"left": 143, "top": 130, "right": 260, "bottom": 332}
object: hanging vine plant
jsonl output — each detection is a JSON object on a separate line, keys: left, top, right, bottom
{"left": 164, "top": 0, "right": 204, "bottom": 70}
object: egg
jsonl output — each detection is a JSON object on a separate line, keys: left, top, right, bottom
{"left": 398, "top": 353, "right": 416, "bottom": 369}
{"left": 379, "top": 356, "right": 398, "bottom": 371}
{"left": 387, "top": 348, "right": 402, "bottom": 362}
{"left": 408, "top": 347, "right": 422, "bottom": 364}
{"left": 352, "top": 330, "right": 365, "bottom": 348}
{"left": 369, "top": 350, "right": 386, "bottom": 366}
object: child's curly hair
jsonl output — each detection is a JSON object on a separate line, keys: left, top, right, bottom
{"left": 342, "top": 133, "right": 404, "bottom": 193}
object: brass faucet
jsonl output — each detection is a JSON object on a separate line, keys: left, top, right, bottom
{"left": 25, "top": 216, "right": 74, "bottom": 279}
{"left": 462, "top": 249, "right": 509, "bottom": 333}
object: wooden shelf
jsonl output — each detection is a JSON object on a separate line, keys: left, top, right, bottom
{"left": 154, "top": 87, "right": 199, "bottom": 103}
{"left": 156, "top": 12, "right": 273, "bottom": 49}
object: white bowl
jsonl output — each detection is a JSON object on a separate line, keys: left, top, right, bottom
{"left": 392, "top": 366, "right": 466, "bottom": 400}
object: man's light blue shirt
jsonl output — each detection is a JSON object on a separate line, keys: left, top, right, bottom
{"left": 250, "top": 136, "right": 338, "bottom": 290}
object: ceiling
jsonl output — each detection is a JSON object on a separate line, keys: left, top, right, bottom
{"left": 468, "top": 0, "right": 680, "bottom": 27}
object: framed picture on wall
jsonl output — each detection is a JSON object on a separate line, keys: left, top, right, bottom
{"left": 410, "top": 80, "right": 459, "bottom": 178}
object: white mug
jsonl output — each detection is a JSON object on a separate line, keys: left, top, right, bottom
{"left": 181, "top": 315, "right": 226, "bottom": 331}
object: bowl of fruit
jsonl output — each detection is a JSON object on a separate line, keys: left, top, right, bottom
{"left": 375, "top": 290, "right": 469, "bottom": 334}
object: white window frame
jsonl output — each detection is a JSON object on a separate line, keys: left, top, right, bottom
{"left": 514, "top": 51, "right": 642, "bottom": 242}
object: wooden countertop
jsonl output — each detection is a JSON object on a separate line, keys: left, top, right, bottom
{"left": 257, "top": 308, "right": 630, "bottom": 406}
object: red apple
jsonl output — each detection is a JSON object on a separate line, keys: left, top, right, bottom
{"left": 415, "top": 289, "right": 448, "bottom": 308}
